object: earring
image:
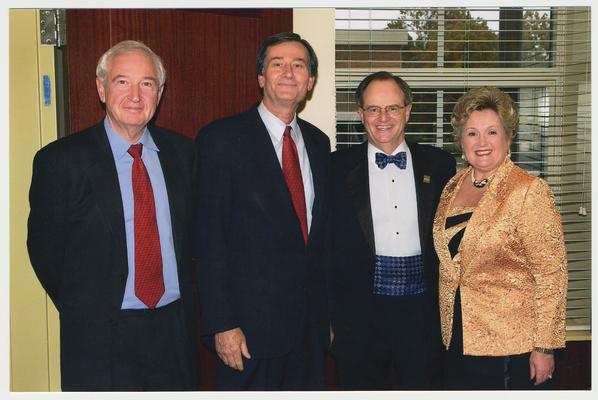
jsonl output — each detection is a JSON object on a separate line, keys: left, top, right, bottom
{"left": 461, "top": 154, "right": 467, "bottom": 161}
{"left": 507, "top": 150, "right": 511, "bottom": 158}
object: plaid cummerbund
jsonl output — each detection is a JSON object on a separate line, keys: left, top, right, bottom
{"left": 373, "top": 254, "right": 427, "bottom": 296}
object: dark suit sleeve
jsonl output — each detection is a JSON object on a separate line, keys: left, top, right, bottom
{"left": 27, "top": 148, "right": 66, "bottom": 306}
{"left": 431, "top": 148, "right": 457, "bottom": 191}
{"left": 194, "top": 124, "right": 238, "bottom": 336}
{"left": 444, "top": 154, "right": 457, "bottom": 187}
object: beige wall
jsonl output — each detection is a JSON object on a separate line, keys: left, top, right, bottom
{"left": 10, "top": 9, "right": 61, "bottom": 391}
{"left": 294, "top": 8, "right": 337, "bottom": 150}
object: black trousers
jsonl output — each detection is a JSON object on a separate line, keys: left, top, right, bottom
{"left": 109, "top": 300, "right": 197, "bottom": 391}
{"left": 444, "top": 289, "right": 553, "bottom": 390}
{"left": 444, "top": 351, "right": 554, "bottom": 390}
{"left": 216, "top": 316, "right": 326, "bottom": 390}
{"left": 336, "top": 292, "right": 441, "bottom": 390}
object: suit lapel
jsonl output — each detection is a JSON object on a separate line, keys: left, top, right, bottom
{"left": 433, "top": 168, "right": 467, "bottom": 283}
{"left": 87, "top": 125, "right": 127, "bottom": 276}
{"left": 409, "top": 141, "right": 435, "bottom": 256}
{"left": 152, "top": 130, "right": 185, "bottom": 267}
{"left": 243, "top": 109, "right": 305, "bottom": 243}
{"left": 346, "top": 142, "right": 375, "bottom": 254}
{"left": 300, "top": 121, "right": 325, "bottom": 245}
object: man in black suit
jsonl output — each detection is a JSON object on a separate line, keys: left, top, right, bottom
{"left": 329, "top": 71, "right": 456, "bottom": 390}
{"left": 27, "top": 40, "right": 198, "bottom": 391}
{"left": 195, "top": 32, "right": 330, "bottom": 390}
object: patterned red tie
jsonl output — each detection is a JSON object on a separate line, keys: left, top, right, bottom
{"left": 128, "top": 144, "right": 164, "bottom": 309}
{"left": 282, "top": 126, "right": 308, "bottom": 244}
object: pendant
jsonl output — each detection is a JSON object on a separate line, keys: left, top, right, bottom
{"left": 471, "top": 170, "right": 492, "bottom": 188}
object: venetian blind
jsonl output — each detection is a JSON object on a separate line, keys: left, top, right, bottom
{"left": 335, "top": 7, "right": 591, "bottom": 333}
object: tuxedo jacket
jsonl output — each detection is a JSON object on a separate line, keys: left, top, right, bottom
{"left": 329, "top": 140, "right": 456, "bottom": 361}
{"left": 27, "top": 123, "right": 198, "bottom": 389}
{"left": 433, "top": 158, "right": 568, "bottom": 356}
{"left": 195, "top": 106, "right": 331, "bottom": 359}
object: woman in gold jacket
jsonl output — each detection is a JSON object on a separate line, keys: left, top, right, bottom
{"left": 433, "top": 87, "right": 568, "bottom": 390}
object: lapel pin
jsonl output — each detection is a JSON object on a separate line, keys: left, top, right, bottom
{"left": 423, "top": 175, "right": 431, "bottom": 184}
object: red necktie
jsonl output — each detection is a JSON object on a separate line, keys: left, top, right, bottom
{"left": 282, "top": 126, "right": 308, "bottom": 244}
{"left": 128, "top": 144, "right": 165, "bottom": 309}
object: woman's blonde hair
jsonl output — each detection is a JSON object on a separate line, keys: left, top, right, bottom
{"left": 451, "top": 86, "right": 519, "bottom": 150}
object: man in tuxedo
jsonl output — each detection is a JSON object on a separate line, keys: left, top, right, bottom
{"left": 329, "top": 71, "right": 456, "bottom": 390}
{"left": 27, "top": 40, "right": 198, "bottom": 391}
{"left": 195, "top": 32, "right": 331, "bottom": 390}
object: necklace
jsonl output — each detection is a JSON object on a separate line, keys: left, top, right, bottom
{"left": 471, "top": 170, "right": 493, "bottom": 188}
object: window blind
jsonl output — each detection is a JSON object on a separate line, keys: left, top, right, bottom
{"left": 335, "top": 7, "right": 591, "bottom": 333}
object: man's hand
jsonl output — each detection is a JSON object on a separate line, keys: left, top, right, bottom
{"left": 215, "top": 327, "right": 251, "bottom": 371}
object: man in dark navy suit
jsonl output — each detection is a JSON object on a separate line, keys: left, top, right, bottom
{"left": 195, "top": 32, "right": 331, "bottom": 390}
{"left": 329, "top": 71, "right": 456, "bottom": 390}
{"left": 27, "top": 40, "right": 198, "bottom": 391}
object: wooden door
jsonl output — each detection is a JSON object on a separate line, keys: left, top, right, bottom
{"left": 64, "top": 9, "right": 292, "bottom": 389}
{"left": 65, "top": 9, "right": 292, "bottom": 139}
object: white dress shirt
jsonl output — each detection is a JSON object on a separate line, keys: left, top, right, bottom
{"left": 368, "top": 141, "right": 421, "bottom": 256}
{"left": 258, "top": 102, "right": 315, "bottom": 232}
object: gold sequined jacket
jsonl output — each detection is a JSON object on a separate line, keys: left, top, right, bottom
{"left": 433, "top": 158, "right": 568, "bottom": 356}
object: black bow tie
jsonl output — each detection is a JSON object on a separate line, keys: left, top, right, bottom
{"left": 375, "top": 152, "right": 407, "bottom": 169}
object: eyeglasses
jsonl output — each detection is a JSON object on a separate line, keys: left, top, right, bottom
{"left": 362, "top": 104, "right": 407, "bottom": 117}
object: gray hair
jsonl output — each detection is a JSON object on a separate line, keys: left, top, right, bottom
{"left": 96, "top": 40, "right": 166, "bottom": 87}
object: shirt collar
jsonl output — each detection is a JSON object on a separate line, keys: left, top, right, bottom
{"left": 258, "top": 101, "right": 299, "bottom": 142}
{"left": 367, "top": 140, "right": 410, "bottom": 162}
{"left": 104, "top": 118, "right": 159, "bottom": 160}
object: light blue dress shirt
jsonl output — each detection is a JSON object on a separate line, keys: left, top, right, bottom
{"left": 104, "top": 119, "right": 181, "bottom": 309}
